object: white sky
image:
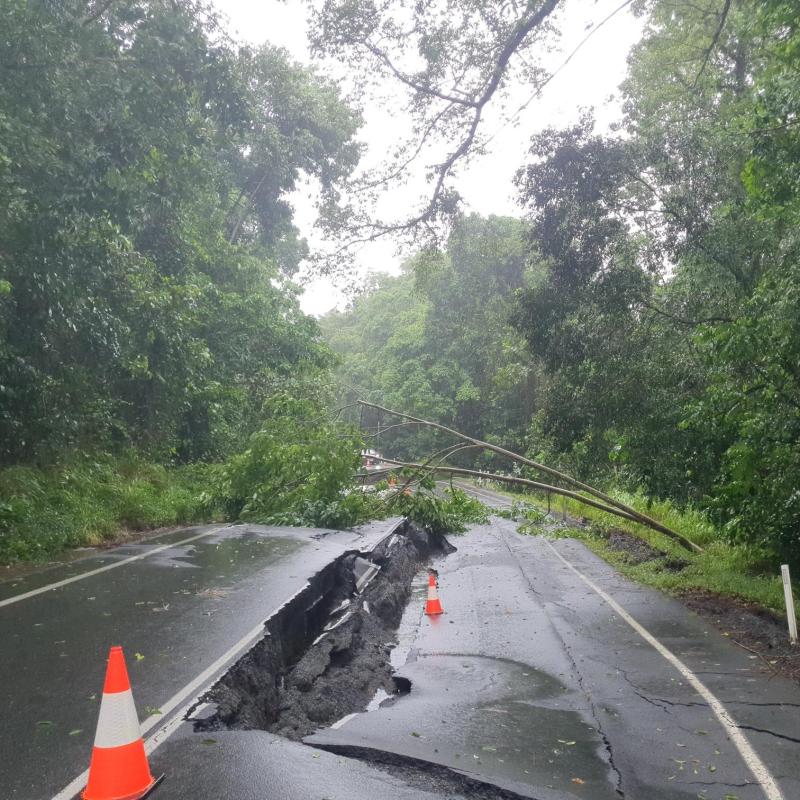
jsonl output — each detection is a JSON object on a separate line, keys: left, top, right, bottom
{"left": 211, "top": 0, "right": 644, "bottom": 315}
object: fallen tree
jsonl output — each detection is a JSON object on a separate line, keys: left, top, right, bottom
{"left": 378, "top": 457, "right": 640, "bottom": 523}
{"left": 358, "top": 400, "right": 703, "bottom": 554}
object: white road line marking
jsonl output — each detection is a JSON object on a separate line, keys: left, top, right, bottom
{"left": 330, "top": 712, "right": 360, "bottom": 729}
{"left": 545, "top": 540, "right": 785, "bottom": 800}
{"left": 0, "top": 526, "right": 229, "bottom": 608}
{"left": 51, "top": 521, "right": 402, "bottom": 800}
{"left": 52, "top": 619, "right": 268, "bottom": 800}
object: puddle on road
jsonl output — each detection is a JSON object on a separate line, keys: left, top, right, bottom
{"left": 390, "top": 570, "right": 429, "bottom": 669}
{"left": 363, "top": 567, "right": 621, "bottom": 796}
{"left": 144, "top": 533, "right": 304, "bottom": 573}
{"left": 469, "top": 695, "right": 617, "bottom": 798}
{"left": 445, "top": 657, "right": 620, "bottom": 799}
{"left": 339, "top": 651, "right": 621, "bottom": 800}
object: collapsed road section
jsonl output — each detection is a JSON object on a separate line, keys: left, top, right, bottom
{"left": 124, "top": 505, "right": 799, "bottom": 800}
{"left": 196, "top": 520, "right": 453, "bottom": 740}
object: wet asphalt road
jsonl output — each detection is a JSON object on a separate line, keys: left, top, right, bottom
{"left": 304, "top": 488, "right": 800, "bottom": 800}
{"left": 5, "top": 491, "right": 800, "bottom": 800}
{"left": 0, "top": 520, "right": 400, "bottom": 800}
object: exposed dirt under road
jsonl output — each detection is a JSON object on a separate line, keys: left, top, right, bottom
{"left": 604, "top": 527, "right": 689, "bottom": 572}
{"left": 197, "top": 521, "right": 452, "bottom": 739}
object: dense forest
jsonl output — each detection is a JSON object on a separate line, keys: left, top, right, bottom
{"left": 0, "top": 0, "right": 358, "bottom": 464}
{"left": 1, "top": 0, "right": 799, "bottom": 577}
{"left": 324, "top": 0, "right": 800, "bottom": 566}
{"left": 0, "top": 0, "right": 363, "bottom": 558}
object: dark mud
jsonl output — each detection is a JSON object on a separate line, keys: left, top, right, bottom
{"left": 678, "top": 588, "right": 800, "bottom": 686}
{"left": 196, "top": 521, "right": 452, "bottom": 739}
{"left": 603, "top": 527, "right": 689, "bottom": 572}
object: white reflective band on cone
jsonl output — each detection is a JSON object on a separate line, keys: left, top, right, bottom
{"left": 94, "top": 690, "right": 142, "bottom": 749}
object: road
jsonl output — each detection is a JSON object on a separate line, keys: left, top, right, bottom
{"left": 3, "top": 490, "right": 799, "bottom": 800}
{"left": 305, "top": 485, "right": 799, "bottom": 800}
{"left": 0, "top": 519, "right": 402, "bottom": 800}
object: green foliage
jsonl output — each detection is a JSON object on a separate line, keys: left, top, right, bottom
{"left": 0, "top": 0, "right": 359, "bottom": 465}
{"left": 322, "top": 214, "right": 539, "bottom": 464}
{"left": 5, "top": 0, "right": 800, "bottom": 578}
{"left": 0, "top": 0, "right": 367, "bottom": 560}
{"left": 499, "top": 484, "right": 788, "bottom": 614}
{"left": 0, "top": 455, "right": 211, "bottom": 563}
{"left": 391, "top": 485, "right": 489, "bottom": 536}
{"left": 204, "top": 393, "right": 364, "bottom": 528}
{"left": 687, "top": 260, "right": 800, "bottom": 561}
{"left": 503, "top": 0, "right": 800, "bottom": 566}
{"left": 504, "top": 500, "right": 548, "bottom": 535}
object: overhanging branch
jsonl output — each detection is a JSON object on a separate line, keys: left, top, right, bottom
{"left": 381, "top": 457, "right": 642, "bottom": 524}
{"left": 358, "top": 400, "right": 703, "bottom": 553}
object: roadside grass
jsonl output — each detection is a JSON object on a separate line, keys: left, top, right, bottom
{"left": 480, "top": 482, "right": 791, "bottom": 615}
{"left": 0, "top": 455, "right": 214, "bottom": 564}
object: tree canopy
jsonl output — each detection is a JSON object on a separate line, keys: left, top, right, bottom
{"left": 3, "top": 0, "right": 800, "bottom": 567}
{"left": 324, "top": 0, "right": 800, "bottom": 565}
{"left": 0, "top": 0, "right": 360, "bottom": 464}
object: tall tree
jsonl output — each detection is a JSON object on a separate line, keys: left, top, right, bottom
{"left": 323, "top": 214, "right": 538, "bottom": 462}
{"left": 0, "top": 0, "right": 360, "bottom": 463}
{"left": 307, "top": 0, "right": 566, "bottom": 245}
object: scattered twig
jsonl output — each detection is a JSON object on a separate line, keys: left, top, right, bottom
{"left": 730, "top": 637, "right": 782, "bottom": 678}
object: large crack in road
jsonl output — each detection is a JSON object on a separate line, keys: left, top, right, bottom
{"left": 195, "top": 521, "right": 452, "bottom": 740}
{"left": 127, "top": 506, "right": 799, "bottom": 800}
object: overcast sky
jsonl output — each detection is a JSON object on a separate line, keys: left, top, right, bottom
{"left": 211, "top": 0, "right": 644, "bottom": 315}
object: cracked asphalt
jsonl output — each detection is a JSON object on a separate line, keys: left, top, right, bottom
{"left": 0, "top": 520, "right": 400, "bottom": 800}
{"left": 305, "top": 493, "right": 800, "bottom": 800}
{"left": 5, "top": 496, "right": 799, "bottom": 800}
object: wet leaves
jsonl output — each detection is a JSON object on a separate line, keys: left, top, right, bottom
{"left": 197, "top": 588, "right": 227, "bottom": 599}
{"left": 134, "top": 652, "right": 145, "bottom": 661}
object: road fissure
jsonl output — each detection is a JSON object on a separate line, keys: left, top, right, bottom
{"left": 544, "top": 540, "right": 786, "bottom": 800}
{"left": 196, "top": 521, "right": 449, "bottom": 739}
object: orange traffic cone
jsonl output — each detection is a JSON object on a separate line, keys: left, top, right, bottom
{"left": 424, "top": 572, "right": 444, "bottom": 616}
{"left": 82, "top": 646, "right": 163, "bottom": 800}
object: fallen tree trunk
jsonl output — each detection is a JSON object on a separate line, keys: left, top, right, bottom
{"left": 380, "top": 457, "right": 642, "bottom": 524}
{"left": 358, "top": 400, "right": 703, "bottom": 554}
